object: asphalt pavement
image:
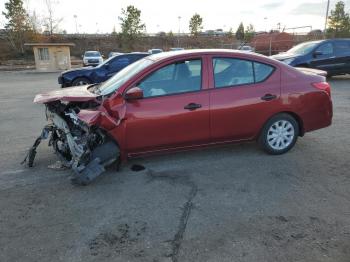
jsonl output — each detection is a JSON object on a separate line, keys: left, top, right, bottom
{"left": 0, "top": 71, "right": 349, "bottom": 262}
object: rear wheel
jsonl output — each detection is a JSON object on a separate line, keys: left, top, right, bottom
{"left": 72, "top": 77, "right": 91, "bottom": 86}
{"left": 259, "top": 113, "right": 299, "bottom": 155}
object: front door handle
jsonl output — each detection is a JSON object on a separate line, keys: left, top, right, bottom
{"left": 261, "top": 94, "right": 277, "bottom": 101}
{"left": 184, "top": 103, "right": 202, "bottom": 110}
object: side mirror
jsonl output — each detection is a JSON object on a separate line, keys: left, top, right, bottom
{"left": 313, "top": 50, "right": 323, "bottom": 57}
{"left": 125, "top": 87, "right": 143, "bottom": 100}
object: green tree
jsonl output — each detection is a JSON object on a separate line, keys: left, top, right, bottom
{"left": 235, "top": 22, "right": 245, "bottom": 41}
{"left": 189, "top": 13, "right": 203, "bottom": 36}
{"left": 2, "top": 0, "right": 32, "bottom": 54}
{"left": 327, "top": 1, "right": 350, "bottom": 37}
{"left": 244, "top": 24, "right": 255, "bottom": 42}
{"left": 227, "top": 27, "right": 234, "bottom": 38}
{"left": 119, "top": 5, "right": 146, "bottom": 37}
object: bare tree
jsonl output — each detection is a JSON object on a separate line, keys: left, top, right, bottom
{"left": 43, "top": 0, "right": 63, "bottom": 35}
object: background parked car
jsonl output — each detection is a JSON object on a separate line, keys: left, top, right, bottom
{"left": 271, "top": 39, "right": 350, "bottom": 76}
{"left": 148, "top": 48, "right": 163, "bottom": 54}
{"left": 170, "top": 47, "right": 185, "bottom": 51}
{"left": 238, "top": 45, "right": 255, "bottom": 52}
{"left": 59, "top": 52, "right": 149, "bottom": 87}
{"left": 82, "top": 51, "right": 104, "bottom": 66}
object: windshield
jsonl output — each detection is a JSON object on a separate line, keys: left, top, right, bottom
{"left": 85, "top": 51, "right": 101, "bottom": 57}
{"left": 98, "top": 58, "right": 154, "bottom": 95}
{"left": 287, "top": 42, "right": 318, "bottom": 55}
{"left": 95, "top": 55, "right": 121, "bottom": 68}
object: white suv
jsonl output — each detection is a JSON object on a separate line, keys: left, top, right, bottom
{"left": 82, "top": 51, "right": 103, "bottom": 66}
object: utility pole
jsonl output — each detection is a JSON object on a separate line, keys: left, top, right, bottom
{"left": 324, "top": 0, "right": 330, "bottom": 37}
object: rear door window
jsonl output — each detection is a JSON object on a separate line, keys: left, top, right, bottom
{"left": 212, "top": 58, "right": 274, "bottom": 88}
{"left": 213, "top": 58, "right": 254, "bottom": 87}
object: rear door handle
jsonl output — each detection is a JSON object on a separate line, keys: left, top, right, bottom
{"left": 184, "top": 103, "right": 202, "bottom": 110}
{"left": 261, "top": 94, "right": 277, "bottom": 101}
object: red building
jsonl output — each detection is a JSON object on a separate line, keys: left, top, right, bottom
{"left": 251, "top": 32, "right": 294, "bottom": 55}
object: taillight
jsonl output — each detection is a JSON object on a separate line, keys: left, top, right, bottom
{"left": 312, "top": 82, "right": 331, "bottom": 97}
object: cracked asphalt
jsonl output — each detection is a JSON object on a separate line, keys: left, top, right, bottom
{"left": 0, "top": 71, "right": 349, "bottom": 262}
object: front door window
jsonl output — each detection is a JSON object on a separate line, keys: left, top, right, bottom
{"left": 138, "top": 59, "right": 202, "bottom": 97}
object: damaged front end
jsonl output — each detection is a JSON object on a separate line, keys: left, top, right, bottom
{"left": 22, "top": 101, "right": 120, "bottom": 185}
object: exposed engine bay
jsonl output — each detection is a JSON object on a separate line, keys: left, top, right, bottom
{"left": 22, "top": 101, "right": 120, "bottom": 185}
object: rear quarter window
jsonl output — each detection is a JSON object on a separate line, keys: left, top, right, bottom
{"left": 254, "top": 62, "right": 274, "bottom": 82}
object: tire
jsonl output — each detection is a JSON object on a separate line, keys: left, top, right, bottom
{"left": 72, "top": 77, "right": 91, "bottom": 86}
{"left": 258, "top": 113, "right": 299, "bottom": 155}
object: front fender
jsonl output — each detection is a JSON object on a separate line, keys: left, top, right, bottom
{"left": 77, "top": 109, "right": 119, "bottom": 131}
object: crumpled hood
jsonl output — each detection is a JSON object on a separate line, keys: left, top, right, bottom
{"left": 270, "top": 53, "right": 300, "bottom": 61}
{"left": 34, "top": 85, "right": 98, "bottom": 104}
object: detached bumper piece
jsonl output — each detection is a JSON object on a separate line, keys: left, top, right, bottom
{"left": 70, "top": 142, "right": 119, "bottom": 186}
{"left": 21, "top": 125, "right": 52, "bottom": 167}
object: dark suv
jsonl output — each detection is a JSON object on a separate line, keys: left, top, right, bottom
{"left": 271, "top": 39, "right": 350, "bottom": 76}
{"left": 59, "top": 52, "right": 149, "bottom": 87}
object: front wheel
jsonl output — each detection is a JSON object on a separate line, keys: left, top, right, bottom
{"left": 259, "top": 113, "right": 299, "bottom": 155}
{"left": 72, "top": 77, "right": 91, "bottom": 86}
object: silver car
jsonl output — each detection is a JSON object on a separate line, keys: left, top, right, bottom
{"left": 82, "top": 51, "right": 103, "bottom": 66}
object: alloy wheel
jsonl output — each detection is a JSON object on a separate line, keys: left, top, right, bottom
{"left": 267, "top": 120, "right": 295, "bottom": 150}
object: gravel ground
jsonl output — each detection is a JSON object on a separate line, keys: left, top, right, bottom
{"left": 0, "top": 71, "right": 349, "bottom": 262}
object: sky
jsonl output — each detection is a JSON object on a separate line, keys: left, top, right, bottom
{"left": 0, "top": 0, "right": 350, "bottom": 34}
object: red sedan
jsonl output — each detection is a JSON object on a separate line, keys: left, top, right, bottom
{"left": 24, "top": 50, "right": 333, "bottom": 185}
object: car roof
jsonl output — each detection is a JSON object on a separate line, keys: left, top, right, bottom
{"left": 128, "top": 52, "right": 149, "bottom": 55}
{"left": 300, "top": 39, "right": 350, "bottom": 46}
{"left": 146, "top": 49, "right": 267, "bottom": 62}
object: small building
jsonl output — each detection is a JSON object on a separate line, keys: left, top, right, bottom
{"left": 24, "top": 43, "right": 75, "bottom": 71}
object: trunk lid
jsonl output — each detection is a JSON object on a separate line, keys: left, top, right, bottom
{"left": 296, "top": 67, "right": 327, "bottom": 77}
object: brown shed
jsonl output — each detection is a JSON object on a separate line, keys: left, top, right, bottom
{"left": 24, "top": 43, "right": 75, "bottom": 72}
{"left": 251, "top": 32, "right": 294, "bottom": 55}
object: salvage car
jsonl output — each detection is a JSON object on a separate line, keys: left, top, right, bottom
{"left": 271, "top": 39, "right": 350, "bottom": 76}
{"left": 59, "top": 52, "right": 149, "bottom": 87}
{"left": 23, "top": 49, "right": 333, "bottom": 185}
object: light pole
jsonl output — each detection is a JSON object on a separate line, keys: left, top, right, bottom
{"left": 264, "top": 17, "right": 268, "bottom": 32}
{"left": 73, "top": 15, "right": 78, "bottom": 33}
{"left": 324, "top": 0, "right": 330, "bottom": 37}
{"left": 177, "top": 16, "right": 181, "bottom": 46}
{"left": 178, "top": 16, "right": 181, "bottom": 35}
